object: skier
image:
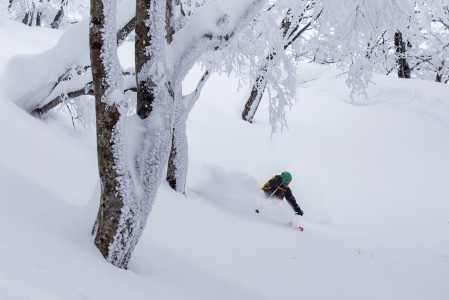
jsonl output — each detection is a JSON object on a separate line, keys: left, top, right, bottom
{"left": 261, "top": 171, "right": 304, "bottom": 216}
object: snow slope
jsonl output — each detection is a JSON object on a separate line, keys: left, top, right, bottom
{"left": 1, "top": 20, "right": 449, "bottom": 300}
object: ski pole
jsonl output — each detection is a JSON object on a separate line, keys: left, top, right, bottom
{"left": 270, "top": 179, "right": 286, "bottom": 197}
{"left": 270, "top": 187, "right": 279, "bottom": 197}
{"left": 256, "top": 187, "right": 279, "bottom": 213}
{"left": 257, "top": 178, "right": 287, "bottom": 213}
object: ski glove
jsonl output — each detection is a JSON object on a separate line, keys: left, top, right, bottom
{"left": 295, "top": 209, "right": 304, "bottom": 216}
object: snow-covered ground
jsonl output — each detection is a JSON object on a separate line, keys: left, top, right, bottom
{"left": 1, "top": 19, "right": 449, "bottom": 300}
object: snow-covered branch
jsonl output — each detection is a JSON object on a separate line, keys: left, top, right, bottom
{"left": 183, "top": 70, "right": 211, "bottom": 113}
{"left": 167, "top": 0, "right": 267, "bottom": 81}
{"left": 1, "top": 0, "right": 135, "bottom": 114}
{"left": 31, "top": 82, "right": 94, "bottom": 118}
{"left": 30, "top": 71, "right": 136, "bottom": 117}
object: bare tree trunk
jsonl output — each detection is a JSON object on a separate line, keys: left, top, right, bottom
{"left": 135, "top": 0, "right": 155, "bottom": 119}
{"left": 395, "top": 31, "right": 411, "bottom": 79}
{"left": 116, "top": 17, "right": 136, "bottom": 45}
{"left": 166, "top": 129, "right": 178, "bottom": 190}
{"left": 36, "top": 11, "right": 42, "bottom": 26}
{"left": 435, "top": 62, "right": 444, "bottom": 83}
{"left": 51, "top": 0, "right": 67, "bottom": 29}
{"left": 35, "top": 0, "right": 42, "bottom": 26}
{"left": 22, "top": 2, "right": 36, "bottom": 26}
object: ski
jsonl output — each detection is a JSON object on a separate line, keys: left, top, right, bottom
{"left": 288, "top": 221, "right": 304, "bottom": 232}
{"left": 255, "top": 209, "right": 303, "bottom": 231}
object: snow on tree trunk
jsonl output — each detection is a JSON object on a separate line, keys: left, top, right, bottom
{"left": 90, "top": 0, "right": 136, "bottom": 269}
{"left": 22, "top": 2, "right": 35, "bottom": 26}
{"left": 435, "top": 62, "right": 445, "bottom": 83}
{"left": 36, "top": 0, "right": 43, "bottom": 27}
{"left": 166, "top": 96, "right": 191, "bottom": 194}
{"left": 131, "top": 1, "right": 176, "bottom": 267}
{"left": 167, "top": 71, "right": 210, "bottom": 193}
{"left": 91, "top": 0, "right": 175, "bottom": 269}
{"left": 165, "top": 0, "right": 266, "bottom": 191}
{"left": 51, "top": 0, "right": 67, "bottom": 29}
{"left": 242, "top": 71, "right": 268, "bottom": 123}
{"left": 165, "top": 0, "right": 182, "bottom": 192}
{"left": 164, "top": 0, "right": 267, "bottom": 192}
{"left": 166, "top": 90, "right": 186, "bottom": 193}
{"left": 395, "top": 31, "right": 411, "bottom": 79}
{"left": 241, "top": 4, "right": 318, "bottom": 124}
{"left": 6, "top": 0, "right": 269, "bottom": 268}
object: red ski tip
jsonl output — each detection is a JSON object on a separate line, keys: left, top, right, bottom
{"left": 298, "top": 227, "right": 304, "bottom": 232}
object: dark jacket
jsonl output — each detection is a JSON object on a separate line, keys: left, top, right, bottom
{"left": 262, "top": 175, "right": 303, "bottom": 215}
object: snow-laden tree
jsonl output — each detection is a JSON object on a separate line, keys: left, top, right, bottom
{"left": 5, "top": 0, "right": 448, "bottom": 268}
{"left": 241, "top": 0, "right": 322, "bottom": 124}
{"left": 412, "top": 1, "right": 449, "bottom": 83}
{"left": 240, "top": 0, "right": 448, "bottom": 123}
{"left": 89, "top": 0, "right": 269, "bottom": 268}
{"left": 315, "top": 0, "right": 448, "bottom": 96}
{"left": 3, "top": 0, "right": 274, "bottom": 268}
{"left": 89, "top": 0, "right": 130, "bottom": 265}
{"left": 7, "top": 0, "right": 87, "bottom": 28}
{"left": 311, "top": 0, "right": 418, "bottom": 96}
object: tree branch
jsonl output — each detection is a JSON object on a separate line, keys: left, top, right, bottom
{"left": 284, "top": 8, "right": 322, "bottom": 50}
{"left": 31, "top": 17, "right": 135, "bottom": 118}
{"left": 31, "top": 82, "right": 94, "bottom": 117}
{"left": 183, "top": 70, "right": 210, "bottom": 112}
{"left": 117, "top": 17, "right": 136, "bottom": 46}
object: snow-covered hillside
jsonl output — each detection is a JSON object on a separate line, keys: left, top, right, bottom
{"left": 1, "top": 19, "right": 449, "bottom": 300}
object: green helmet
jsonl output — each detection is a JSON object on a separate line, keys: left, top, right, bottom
{"left": 281, "top": 171, "right": 292, "bottom": 181}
